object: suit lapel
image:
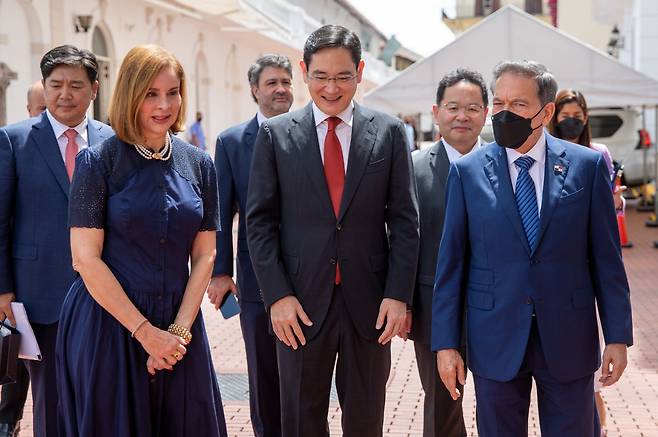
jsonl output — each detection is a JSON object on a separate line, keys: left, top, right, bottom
{"left": 243, "top": 115, "right": 259, "bottom": 152}
{"left": 87, "top": 119, "right": 102, "bottom": 146}
{"left": 31, "top": 113, "right": 70, "bottom": 197}
{"left": 483, "top": 144, "right": 531, "bottom": 254}
{"left": 533, "top": 135, "right": 568, "bottom": 254}
{"left": 431, "top": 141, "right": 451, "bottom": 191}
{"left": 338, "top": 103, "right": 377, "bottom": 220}
{"left": 290, "top": 104, "right": 334, "bottom": 217}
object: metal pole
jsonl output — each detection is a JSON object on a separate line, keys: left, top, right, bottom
{"left": 638, "top": 106, "right": 654, "bottom": 211}
{"left": 648, "top": 106, "right": 658, "bottom": 240}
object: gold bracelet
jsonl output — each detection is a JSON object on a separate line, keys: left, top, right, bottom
{"left": 131, "top": 318, "right": 148, "bottom": 338}
{"left": 168, "top": 323, "right": 192, "bottom": 343}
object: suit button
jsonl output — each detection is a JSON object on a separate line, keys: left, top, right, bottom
{"left": 329, "top": 258, "right": 337, "bottom": 265}
{"left": 336, "top": 223, "right": 342, "bottom": 231}
{"left": 526, "top": 297, "right": 533, "bottom": 305}
{"left": 159, "top": 238, "right": 166, "bottom": 244}
{"left": 530, "top": 259, "right": 539, "bottom": 265}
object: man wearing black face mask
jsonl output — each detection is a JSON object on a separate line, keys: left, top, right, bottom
{"left": 431, "top": 60, "right": 633, "bottom": 437}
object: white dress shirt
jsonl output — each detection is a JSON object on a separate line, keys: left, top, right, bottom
{"left": 312, "top": 101, "right": 353, "bottom": 173}
{"left": 46, "top": 109, "right": 89, "bottom": 163}
{"left": 443, "top": 137, "right": 483, "bottom": 164}
{"left": 505, "top": 131, "right": 546, "bottom": 217}
{"left": 256, "top": 110, "right": 267, "bottom": 127}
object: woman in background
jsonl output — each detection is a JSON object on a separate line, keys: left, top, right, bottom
{"left": 56, "top": 45, "right": 227, "bottom": 437}
{"left": 549, "top": 89, "right": 625, "bottom": 211}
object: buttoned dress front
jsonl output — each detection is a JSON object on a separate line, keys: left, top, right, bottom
{"left": 56, "top": 136, "right": 227, "bottom": 437}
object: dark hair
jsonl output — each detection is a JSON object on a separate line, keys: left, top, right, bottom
{"left": 549, "top": 89, "right": 592, "bottom": 147}
{"left": 491, "top": 60, "right": 557, "bottom": 106}
{"left": 436, "top": 68, "right": 488, "bottom": 107}
{"left": 40, "top": 45, "right": 99, "bottom": 83}
{"left": 247, "top": 54, "right": 292, "bottom": 103}
{"left": 303, "top": 25, "right": 361, "bottom": 70}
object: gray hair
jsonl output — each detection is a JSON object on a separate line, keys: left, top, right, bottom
{"left": 491, "top": 60, "right": 558, "bottom": 106}
{"left": 247, "top": 54, "right": 292, "bottom": 103}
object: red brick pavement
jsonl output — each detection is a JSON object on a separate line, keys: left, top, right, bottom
{"left": 8, "top": 207, "right": 658, "bottom": 436}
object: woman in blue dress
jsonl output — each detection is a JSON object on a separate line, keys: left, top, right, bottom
{"left": 56, "top": 45, "right": 228, "bottom": 437}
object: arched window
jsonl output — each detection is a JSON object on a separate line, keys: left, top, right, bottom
{"left": 92, "top": 26, "right": 112, "bottom": 123}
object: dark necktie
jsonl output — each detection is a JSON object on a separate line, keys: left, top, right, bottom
{"left": 323, "top": 116, "right": 344, "bottom": 284}
{"left": 514, "top": 156, "right": 539, "bottom": 251}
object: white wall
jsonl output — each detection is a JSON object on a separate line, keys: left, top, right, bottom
{"left": 557, "top": 0, "right": 612, "bottom": 52}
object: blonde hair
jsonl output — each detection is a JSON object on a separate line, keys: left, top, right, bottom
{"left": 108, "top": 45, "right": 187, "bottom": 144}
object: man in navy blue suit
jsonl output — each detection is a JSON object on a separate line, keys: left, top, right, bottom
{"left": 0, "top": 80, "right": 46, "bottom": 437}
{"left": 208, "top": 54, "right": 294, "bottom": 437}
{"left": 432, "top": 61, "right": 633, "bottom": 437}
{"left": 0, "top": 45, "right": 113, "bottom": 437}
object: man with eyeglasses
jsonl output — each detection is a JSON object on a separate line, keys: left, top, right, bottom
{"left": 402, "top": 69, "right": 488, "bottom": 437}
{"left": 208, "top": 54, "right": 294, "bottom": 437}
{"left": 246, "top": 25, "right": 419, "bottom": 437}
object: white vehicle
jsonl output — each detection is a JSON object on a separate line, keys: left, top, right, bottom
{"left": 589, "top": 108, "right": 654, "bottom": 186}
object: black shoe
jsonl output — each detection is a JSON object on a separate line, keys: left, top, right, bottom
{"left": 0, "top": 421, "right": 20, "bottom": 437}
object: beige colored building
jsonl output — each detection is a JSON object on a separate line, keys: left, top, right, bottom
{"left": 442, "top": 0, "right": 554, "bottom": 34}
{"left": 0, "top": 0, "right": 418, "bottom": 145}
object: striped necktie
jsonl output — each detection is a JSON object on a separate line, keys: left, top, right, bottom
{"left": 514, "top": 156, "right": 539, "bottom": 251}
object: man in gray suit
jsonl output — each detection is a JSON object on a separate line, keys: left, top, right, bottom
{"left": 404, "top": 69, "right": 488, "bottom": 437}
{"left": 246, "top": 25, "right": 419, "bottom": 437}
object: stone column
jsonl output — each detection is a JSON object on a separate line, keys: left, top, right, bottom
{"left": 0, "top": 62, "right": 18, "bottom": 127}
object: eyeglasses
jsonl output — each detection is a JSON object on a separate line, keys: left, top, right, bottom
{"left": 440, "top": 103, "right": 485, "bottom": 116}
{"left": 308, "top": 73, "right": 357, "bottom": 86}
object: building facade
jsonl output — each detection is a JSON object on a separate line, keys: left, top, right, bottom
{"left": 442, "top": 0, "right": 556, "bottom": 33}
{"left": 0, "top": 0, "right": 416, "bottom": 148}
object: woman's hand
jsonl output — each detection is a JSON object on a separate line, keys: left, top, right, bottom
{"left": 135, "top": 323, "right": 187, "bottom": 375}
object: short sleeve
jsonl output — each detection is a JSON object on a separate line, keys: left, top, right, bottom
{"left": 199, "top": 154, "right": 219, "bottom": 231}
{"left": 68, "top": 148, "right": 107, "bottom": 229}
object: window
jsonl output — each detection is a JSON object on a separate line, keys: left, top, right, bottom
{"left": 589, "top": 115, "right": 623, "bottom": 138}
{"left": 525, "top": 0, "right": 543, "bottom": 15}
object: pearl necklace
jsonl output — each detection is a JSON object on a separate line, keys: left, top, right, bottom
{"left": 133, "top": 133, "right": 172, "bottom": 161}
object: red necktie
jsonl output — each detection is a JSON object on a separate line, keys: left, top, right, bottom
{"left": 64, "top": 129, "right": 78, "bottom": 181}
{"left": 323, "top": 117, "right": 345, "bottom": 284}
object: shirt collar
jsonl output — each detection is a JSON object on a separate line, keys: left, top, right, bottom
{"left": 312, "top": 101, "right": 354, "bottom": 128}
{"left": 46, "top": 109, "right": 88, "bottom": 139}
{"left": 256, "top": 111, "right": 267, "bottom": 127}
{"left": 442, "top": 137, "right": 482, "bottom": 163}
{"left": 506, "top": 131, "right": 546, "bottom": 166}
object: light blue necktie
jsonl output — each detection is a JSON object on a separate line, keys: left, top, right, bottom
{"left": 514, "top": 156, "right": 539, "bottom": 251}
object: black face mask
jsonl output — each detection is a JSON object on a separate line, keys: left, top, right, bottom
{"left": 492, "top": 105, "right": 546, "bottom": 149}
{"left": 556, "top": 117, "right": 585, "bottom": 140}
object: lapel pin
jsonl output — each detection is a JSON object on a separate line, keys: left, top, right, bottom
{"left": 553, "top": 164, "right": 565, "bottom": 175}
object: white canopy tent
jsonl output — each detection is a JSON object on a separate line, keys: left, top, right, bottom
{"left": 363, "top": 5, "right": 658, "bottom": 114}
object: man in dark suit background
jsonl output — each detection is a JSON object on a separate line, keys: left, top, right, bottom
{"left": 208, "top": 54, "right": 294, "bottom": 437}
{"left": 406, "top": 69, "right": 488, "bottom": 437}
{"left": 432, "top": 61, "right": 632, "bottom": 436}
{"left": 0, "top": 79, "right": 47, "bottom": 437}
{"left": 246, "top": 25, "right": 419, "bottom": 437}
{"left": 0, "top": 45, "right": 113, "bottom": 437}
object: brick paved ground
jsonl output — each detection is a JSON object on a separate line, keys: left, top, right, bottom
{"left": 9, "top": 206, "right": 658, "bottom": 436}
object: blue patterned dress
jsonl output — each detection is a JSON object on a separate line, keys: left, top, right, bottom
{"left": 56, "top": 135, "right": 227, "bottom": 437}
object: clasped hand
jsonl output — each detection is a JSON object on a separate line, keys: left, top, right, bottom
{"left": 134, "top": 323, "right": 188, "bottom": 375}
